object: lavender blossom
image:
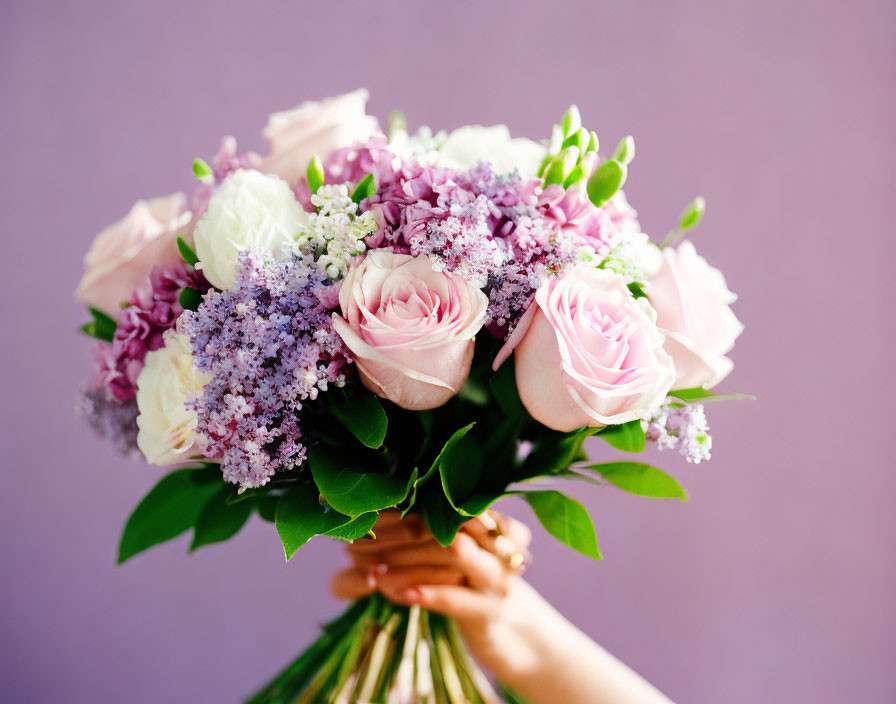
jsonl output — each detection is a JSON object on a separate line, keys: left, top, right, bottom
{"left": 645, "top": 402, "right": 712, "bottom": 464}
{"left": 177, "top": 249, "right": 349, "bottom": 488}
{"left": 75, "top": 386, "right": 140, "bottom": 459}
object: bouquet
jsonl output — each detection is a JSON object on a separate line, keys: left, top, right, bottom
{"left": 75, "top": 89, "right": 746, "bottom": 703}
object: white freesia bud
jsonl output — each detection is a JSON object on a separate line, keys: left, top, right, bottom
{"left": 136, "top": 333, "right": 210, "bottom": 466}
{"left": 193, "top": 169, "right": 310, "bottom": 289}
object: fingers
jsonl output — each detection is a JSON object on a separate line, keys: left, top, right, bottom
{"left": 349, "top": 532, "right": 510, "bottom": 594}
{"left": 404, "top": 584, "right": 493, "bottom": 623}
{"left": 329, "top": 566, "right": 377, "bottom": 600}
{"left": 375, "top": 565, "right": 464, "bottom": 596}
{"left": 464, "top": 511, "right": 533, "bottom": 555}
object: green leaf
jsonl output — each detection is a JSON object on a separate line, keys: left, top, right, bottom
{"left": 418, "top": 423, "right": 476, "bottom": 488}
{"left": 118, "top": 468, "right": 221, "bottom": 563}
{"left": 595, "top": 420, "right": 645, "bottom": 453}
{"left": 421, "top": 490, "right": 470, "bottom": 547}
{"left": 176, "top": 236, "right": 199, "bottom": 266}
{"left": 351, "top": 173, "right": 375, "bottom": 203}
{"left": 322, "top": 511, "right": 378, "bottom": 540}
{"left": 309, "top": 446, "right": 412, "bottom": 516}
{"left": 275, "top": 483, "right": 353, "bottom": 560}
{"left": 584, "top": 461, "right": 687, "bottom": 500}
{"left": 521, "top": 490, "right": 601, "bottom": 559}
{"left": 561, "top": 104, "right": 581, "bottom": 137}
{"left": 613, "top": 135, "right": 635, "bottom": 165}
{"left": 520, "top": 426, "right": 599, "bottom": 478}
{"left": 627, "top": 281, "right": 647, "bottom": 299}
{"left": 306, "top": 155, "right": 325, "bottom": 195}
{"left": 678, "top": 196, "right": 706, "bottom": 231}
{"left": 190, "top": 485, "right": 254, "bottom": 551}
{"left": 178, "top": 287, "right": 204, "bottom": 311}
{"left": 457, "top": 375, "right": 490, "bottom": 405}
{"left": 192, "top": 157, "right": 213, "bottom": 182}
{"left": 81, "top": 307, "right": 117, "bottom": 342}
{"left": 587, "top": 159, "right": 627, "bottom": 207}
{"left": 489, "top": 360, "right": 526, "bottom": 418}
{"left": 256, "top": 495, "right": 278, "bottom": 523}
{"left": 327, "top": 391, "right": 387, "bottom": 449}
{"left": 667, "top": 387, "right": 755, "bottom": 404}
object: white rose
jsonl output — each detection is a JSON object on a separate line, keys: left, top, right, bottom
{"left": 437, "top": 125, "right": 546, "bottom": 177}
{"left": 136, "top": 333, "right": 210, "bottom": 466}
{"left": 261, "top": 89, "right": 380, "bottom": 186}
{"left": 193, "top": 169, "right": 310, "bottom": 289}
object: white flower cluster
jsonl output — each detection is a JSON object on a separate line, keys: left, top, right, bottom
{"left": 599, "top": 232, "right": 660, "bottom": 284}
{"left": 294, "top": 184, "right": 378, "bottom": 280}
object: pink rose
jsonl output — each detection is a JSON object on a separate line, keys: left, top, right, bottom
{"left": 261, "top": 89, "right": 380, "bottom": 186}
{"left": 494, "top": 266, "right": 675, "bottom": 431}
{"left": 332, "top": 249, "right": 488, "bottom": 410}
{"left": 646, "top": 240, "right": 743, "bottom": 390}
{"left": 75, "top": 194, "right": 192, "bottom": 315}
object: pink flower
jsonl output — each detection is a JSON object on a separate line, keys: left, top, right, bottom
{"left": 332, "top": 249, "right": 488, "bottom": 410}
{"left": 75, "top": 194, "right": 192, "bottom": 315}
{"left": 494, "top": 266, "right": 675, "bottom": 431}
{"left": 645, "top": 240, "right": 743, "bottom": 389}
{"left": 261, "top": 89, "right": 380, "bottom": 186}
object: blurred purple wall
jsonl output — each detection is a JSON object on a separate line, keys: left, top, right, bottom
{"left": 1, "top": 1, "right": 894, "bottom": 701}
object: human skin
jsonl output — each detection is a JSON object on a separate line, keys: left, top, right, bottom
{"left": 331, "top": 511, "right": 674, "bottom": 704}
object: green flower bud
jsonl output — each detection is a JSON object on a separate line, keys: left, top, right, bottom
{"left": 614, "top": 136, "right": 635, "bottom": 165}
{"left": 587, "top": 159, "right": 627, "bottom": 207}
{"left": 306, "top": 156, "right": 325, "bottom": 195}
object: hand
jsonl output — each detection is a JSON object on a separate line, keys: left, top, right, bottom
{"left": 330, "top": 510, "right": 674, "bottom": 704}
{"left": 330, "top": 510, "right": 538, "bottom": 683}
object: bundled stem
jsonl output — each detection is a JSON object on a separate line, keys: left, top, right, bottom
{"left": 246, "top": 594, "right": 508, "bottom": 704}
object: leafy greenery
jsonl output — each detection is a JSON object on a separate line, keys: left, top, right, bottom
{"left": 584, "top": 462, "right": 687, "bottom": 500}
{"left": 275, "top": 482, "right": 354, "bottom": 560}
{"left": 306, "top": 156, "right": 324, "bottom": 195}
{"left": 80, "top": 307, "right": 117, "bottom": 342}
{"left": 178, "top": 287, "right": 204, "bottom": 311}
{"left": 521, "top": 490, "right": 601, "bottom": 559}
{"left": 192, "top": 157, "right": 213, "bottom": 182}
{"left": 595, "top": 420, "right": 646, "bottom": 453}
{"left": 327, "top": 390, "right": 388, "bottom": 449}
{"left": 667, "top": 387, "right": 755, "bottom": 404}
{"left": 309, "top": 445, "right": 413, "bottom": 517}
{"left": 191, "top": 484, "right": 254, "bottom": 551}
{"left": 678, "top": 196, "right": 706, "bottom": 231}
{"left": 351, "top": 173, "right": 375, "bottom": 203}
{"left": 176, "top": 236, "right": 199, "bottom": 266}
{"left": 118, "top": 467, "right": 221, "bottom": 563}
{"left": 489, "top": 359, "right": 527, "bottom": 418}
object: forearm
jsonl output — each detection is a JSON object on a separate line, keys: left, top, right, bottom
{"left": 482, "top": 581, "right": 674, "bottom": 704}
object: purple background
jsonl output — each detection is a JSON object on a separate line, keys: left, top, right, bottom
{"left": 1, "top": 1, "right": 894, "bottom": 702}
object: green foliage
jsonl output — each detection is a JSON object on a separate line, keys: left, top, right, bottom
{"left": 190, "top": 484, "right": 254, "bottom": 551}
{"left": 613, "top": 135, "right": 636, "bottom": 165}
{"left": 521, "top": 426, "right": 599, "bottom": 478}
{"left": 521, "top": 490, "right": 601, "bottom": 559}
{"left": 327, "top": 390, "right": 388, "bottom": 449}
{"left": 587, "top": 158, "right": 627, "bottom": 207}
{"left": 584, "top": 462, "right": 687, "bottom": 500}
{"left": 274, "top": 482, "right": 355, "bottom": 560}
{"left": 176, "top": 236, "right": 199, "bottom": 266}
{"left": 118, "top": 467, "right": 221, "bottom": 563}
{"left": 489, "top": 359, "right": 526, "bottom": 418}
{"left": 351, "top": 173, "right": 375, "bottom": 203}
{"left": 306, "top": 156, "right": 325, "bottom": 195}
{"left": 322, "top": 511, "right": 378, "bottom": 541}
{"left": 595, "top": 420, "right": 646, "bottom": 453}
{"left": 667, "top": 387, "right": 755, "bottom": 404}
{"left": 309, "top": 445, "right": 413, "bottom": 517}
{"left": 628, "top": 281, "right": 647, "bottom": 299}
{"left": 178, "top": 287, "right": 204, "bottom": 311}
{"left": 80, "top": 307, "right": 117, "bottom": 342}
{"left": 678, "top": 196, "right": 706, "bottom": 231}
{"left": 192, "top": 157, "right": 213, "bottom": 182}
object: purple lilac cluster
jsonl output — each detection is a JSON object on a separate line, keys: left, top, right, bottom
{"left": 177, "top": 249, "right": 350, "bottom": 488}
{"left": 645, "top": 402, "right": 712, "bottom": 464}
{"left": 323, "top": 140, "right": 638, "bottom": 332}
{"left": 75, "top": 386, "right": 141, "bottom": 458}
{"left": 94, "top": 264, "right": 209, "bottom": 402}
